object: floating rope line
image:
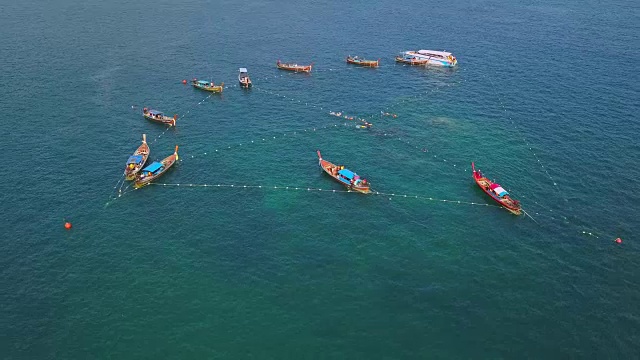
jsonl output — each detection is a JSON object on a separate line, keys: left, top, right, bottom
{"left": 105, "top": 182, "right": 135, "bottom": 206}
{"left": 376, "top": 80, "right": 463, "bottom": 116}
{"left": 252, "top": 86, "right": 391, "bottom": 131}
{"left": 181, "top": 123, "right": 352, "bottom": 163}
{"left": 253, "top": 86, "right": 335, "bottom": 113}
{"left": 478, "top": 75, "right": 617, "bottom": 239}
{"left": 148, "top": 182, "right": 502, "bottom": 209}
{"left": 107, "top": 174, "right": 127, "bottom": 202}
{"left": 483, "top": 74, "right": 562, "bottom": 195}
{"left": 368, "top": 131, "right": 587, "bottom": 227}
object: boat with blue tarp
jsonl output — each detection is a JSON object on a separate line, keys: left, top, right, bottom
{"left": 124, "top": 134, "right": 149, "bottom": 180}
{"left": 191, "top": 78, "right": 224, "bottom": 93}
{"left": 134, "top": 146, "right": 179, "bottom": 188}
{"left": 143, "top": 108, "right": 177, "bottom": 126}
{"left": 317, "top": 150, "right": 370, "bottom": 194}
{"left": 472, "top": 162, "right": 521, "bottom": 215}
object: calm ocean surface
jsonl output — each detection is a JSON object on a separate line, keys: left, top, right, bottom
{"left": 1, "top": 0, "right": 639, "bottom": 358}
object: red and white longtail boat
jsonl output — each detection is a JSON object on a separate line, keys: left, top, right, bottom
{"left": 472, "top": 162, "right": 522, "bottom": 215}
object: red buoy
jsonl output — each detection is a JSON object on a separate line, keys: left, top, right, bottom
{"left": 615, "top": 238, "right": 622, "bottom": 244}
{"left": 64, "top": 222, "right": 72, "bottom": 230}
{"left": 182, "top": 79, "right": 187, "bottom": 84}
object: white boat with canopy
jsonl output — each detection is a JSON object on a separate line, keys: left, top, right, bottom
{"left": 397, "top": 49, "right": 458, "bottom": 67}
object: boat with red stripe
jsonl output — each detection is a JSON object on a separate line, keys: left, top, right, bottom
{"left": 472, "top": 162, "right": 521, "bottom": 215}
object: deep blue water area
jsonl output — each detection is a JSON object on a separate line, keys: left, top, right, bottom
{"left": 1, "top": 0, "right": 639, "bottom": 358}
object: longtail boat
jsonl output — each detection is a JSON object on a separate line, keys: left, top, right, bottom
{"left": 276, "top": 60, "right": 313, "bottom": 73}
{"left": 143, "top": 108, "right": 177, "bottom": 127}
{"left": 317, "top": 150, "right": 370, "bottom": 194}
{"left": 394, "top": 55, "right": 429, "bottom": 65}
{"left": 238, "top": 68, "right": 252, "bottom": 88}
{"left": 191, "top": 78, "right": 224, "bottom": 93}
{"left": 134, "top": 146, "right": 179, "bottom": 189}
{"left": 124, "top": 134, "right": 150, "bottom": 180}
{"left": 472, "top": 162, "right": 522, "bottom": 215}
{"left": 346, "top": 56, "right": 380, "bottom": 67}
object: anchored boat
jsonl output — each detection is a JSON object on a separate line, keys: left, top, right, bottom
{"left": 396, "top": 50, "right": 458, "bottom": 67}
{"left": 191, "top": 78, "right": 224, "bottom": 93}
{"left": 346, "top": 56, "right": 380, "bottom": 67}
{"left": 276, "top": 60, "right": 313, "bottom": 73}
{"left": 134, "top": 146, "right": 179, "bottom": 189}
{"left": 471, "top": 162, "right": 521, "bottom": 215}
{"left": 143, "top": 108, "right": 177, "bottom": 127}
{"left": 238, "top": 68, "right": 252, "bottom": 88}
{"left": 124, "top": 134, "right": 150, "bottom": 180}
{"left": 317, "top": 150, "right": 370, "bottom": 194}
{"left": 395, "top": 55, "right": 430, "bottom": 65}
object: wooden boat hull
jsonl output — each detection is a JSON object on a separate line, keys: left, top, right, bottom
{"left": 276, "top": 61, "right": 313, "bottom": 73}
{"left": 192, "top": 82, "right": 224, "bottom": 93}
{"left": 143, "top": 113, "right": 176, "bottom": 127}
{"left": 124, "top": 134, "right": 150, "bottom": 180}
{"left": 346, "top": 57, "right": 379, "bottom": 67}
{"left": 317, "top": 151, "right": 370, "bottom": 194}
{"left": 472, "top": 162, "right": 522, "bottom": 215}
{"left": 134, "top": 146, "right": 179, "bottom": 189}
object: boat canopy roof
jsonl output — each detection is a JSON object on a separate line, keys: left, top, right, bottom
{"left": 239, "top": 68, "right": 248, "bottom": 73}
{"left": 127, "top": 155, "right": 143, "bottom": 164}
{"left": 196, "top": 80, "right": 209, "bottom": 85}
{"left": 338, "top": 169, "right": 355, "bottom": 179}
{"left": 148, "top": 110, "right": 162, "bottom": 116}
{"left": 494, "top": 187, "right": 508, "bottom": 197}
{"left": 142, "top": 161, "right": 163, "bottom": 174}
{"left": 417, "top": 49, "right": 453, "bottom": 57}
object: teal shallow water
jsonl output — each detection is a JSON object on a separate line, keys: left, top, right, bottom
{"left": 1, "top": 0, "right": 639, "bottom": 358}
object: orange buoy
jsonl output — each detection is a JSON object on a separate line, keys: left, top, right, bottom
{"left": 615, "top": 238, "right": 622, "bottom": 244}
{"left": 64, "top": 222, "right": 72, "bottom": 230}
{"left": 182, "top": 79, "right": 187, "bottom": 84}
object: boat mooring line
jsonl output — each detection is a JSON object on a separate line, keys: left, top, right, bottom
{"left": 483, "top": 74, "right": 562, "bottom": 195}
{"left": 377, "top": 81, "right": 463, "bottom": 116}
{"left": 253, "top": 85, "right": 401, "bottom": 126}
{"left": 107, "top": 174, "right": 127, "bottom": 203}
{"left": 179, "top": 123, "right": 350, "bottom": 163}
{"left": 148, "top": 182, "right": 502, "bottom": 209}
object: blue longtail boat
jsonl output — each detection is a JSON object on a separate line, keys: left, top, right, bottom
{"left": 134, "top": 146, "right": 179, "bottom": 189}
{"left": 124, "top": 134, "right": 149, "bottom": 180}
{"left": 317, "top": 150, "right": 370, "bottom": 194}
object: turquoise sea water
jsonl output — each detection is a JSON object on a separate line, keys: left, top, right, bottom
{"left": 2, "top": 0, "right": 639, "bottom": 358}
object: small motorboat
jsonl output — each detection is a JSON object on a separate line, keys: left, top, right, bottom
{"left": 238, "top": 68, "right": 252, "bottom": 88}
